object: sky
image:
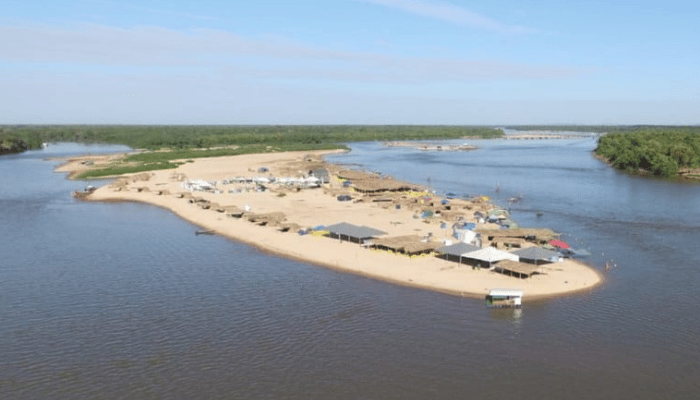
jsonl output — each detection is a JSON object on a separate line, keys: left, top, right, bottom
{"left": 1, "top": 0, "right": 699, "bottom": 125}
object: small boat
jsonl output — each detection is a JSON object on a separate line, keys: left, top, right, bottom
{"left": 195, "top": 229, "right": 215, "bottom": 235}
{"left": 72, "top": 185, "right": 97, "bottom": 199}
{"left": 485, "top": 289, "right": 523, "bottom": 308}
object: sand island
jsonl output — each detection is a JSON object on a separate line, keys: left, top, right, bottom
{"left": 57, "top": 150, "right": 601, "bottom": 300}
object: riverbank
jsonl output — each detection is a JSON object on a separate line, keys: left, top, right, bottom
{"left": 56, "top": 150, "right": 601, "bottom": 300}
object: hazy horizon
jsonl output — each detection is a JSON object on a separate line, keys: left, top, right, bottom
{"left": 2, "top": 1, "right": 699, "bottom": 125}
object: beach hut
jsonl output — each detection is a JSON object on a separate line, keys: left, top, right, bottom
{"left": 462, "top": 247, "right": 519, "bottom": 269}
{"left": 493, "top": 260, "right": 542, "bottom": 279}
{"left": 372, "top": 235, "right": 440, "bottom": 256}
{"left": 487, "top": 209, "right": 509, "bottom": 223}
{"left": 511, "top": 247, "right": 561, "bottom": 265}
{"left": 309, "top": 168, "right": 330, "bottom": 184}
{"left": 325, "top": 222, "right": 387, "bottom": 244}
{"left": 435, "top": 242, "right": 480, "bottom": 264}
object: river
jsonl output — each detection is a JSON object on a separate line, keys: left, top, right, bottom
{"left": 1, "top": 139, "right": 699, "bottom": 399}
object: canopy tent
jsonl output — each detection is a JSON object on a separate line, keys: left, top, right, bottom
{"left": 463, "top": 246, "right": 519, "bottom": 269}
{"left": 325, "top": 222, "right": 387, "bottom": 244}
{"left": 435, "top": 242, "right": 480, "bottom": 264}
{"left": 511, "top": 246, "right": 561, "bottom": 265}
{"left": 550, "top": 239, "right": 570, "bottom": 249}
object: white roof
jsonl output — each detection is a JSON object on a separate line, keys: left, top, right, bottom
{"left": 464, "top": 247, "right": 519, "bottom": 263}
{"left": 488, "top": 289, "right": 523, "bottom": 297}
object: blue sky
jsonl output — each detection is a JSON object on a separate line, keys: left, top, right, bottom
{"left": 1, "top": 0, "right": 698, "bottom": 124}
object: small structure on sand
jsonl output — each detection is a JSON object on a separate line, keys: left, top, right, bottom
{"left": 435, "top": 242, "right": 481, "bottom": 264}
{"left": 511, "top": 246, "right": 561, "bottom": 265}
{"left": 492, "top": 260, "right": 542, "bottom": 279}
{"left": 461, "top": 246, "right": 519, "bottom": 270}
{"left": 371, "top": 235, "right": 439, "bottom": 256}
{"left": 325, "top": 222, "right": 387, "bottom": 244}
{"left": 309, "top": 168, "right": 330, "bottom": 184}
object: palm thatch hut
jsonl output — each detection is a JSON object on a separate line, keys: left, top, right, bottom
{"left": 475, "top": 228, "right": 558, "bottom": 246}
{"left": 246, "top": 212, "right": 286, "bottom": 226}
{"left": 492, "top": 260, "right": 542, "bottom": 279}
{"left": 371, "top": 235, "right": 439, "bottom": 256}
{"left": 278, "top": 222, "right": 301, "bottom": 233}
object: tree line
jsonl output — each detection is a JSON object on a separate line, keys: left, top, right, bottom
{"left": 594, "top": 127, "right": 700, "bottom": 178}
{"left": 0, "top": 125, "right": 503, "bottom": 155}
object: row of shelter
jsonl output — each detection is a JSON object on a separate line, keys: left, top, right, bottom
{"left": 323, "top": 221, "right": 564, "bottom": 280}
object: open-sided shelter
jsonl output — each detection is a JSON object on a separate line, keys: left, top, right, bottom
{"left": 462, "top": 246, "right": 519, "bottom": 269}
{"left": 372, "top": 235, "right": 439, "bottom": 256}
{"left": 511, "top": 247, "right": 561, "bottom": 265}
{"left": 435, "top": 242, "right": 480, "bottom": 264}
{"left": 325, "top": 222, "right": 387, "bottom": 244}
{"left": 493, "top": 260, "right": 542, "bottom": 279}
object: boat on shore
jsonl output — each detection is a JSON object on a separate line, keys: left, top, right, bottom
{"left": 72, "top": 185, "right": 96, "bottom": 199}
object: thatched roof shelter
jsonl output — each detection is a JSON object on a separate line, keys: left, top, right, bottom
{"left": 246, "top": 212, "right": 286, "bottom": 226}
{"left": 493, "top": 260, "right": 542, "bottom": 279}
{"left": 372, "top": 235, "right": 439, "bottom": 255}
{"left": 353, "top": 181, "right": 417, "bottom": 193}
{"left": 438, "top": 210, "right": 467, "bottom": 221}
{"left": 215, "top": 205, "right": 240, "bottom": 213}
{"left": 336, "top": 169, "right": 421, "bottom": 193}
{"left": 476, "top": 228, "right": 558, "bottom": 244}
{"left": 110, "top": 179, "right": 129, "bottom": 189}
{"left": 201, "top": 201, "right": 216, "bottom": 210}
{"left": 278, "top": 222, "right": 301, "bottom": 233}
{"left": 336, "top": 169, "right": 373, "bottom": 181}
{"left": 132, "top": 172, "right": 151, "bottom": 182}
{"left": 228, "top": 210, "right": 246, "bottom": 218}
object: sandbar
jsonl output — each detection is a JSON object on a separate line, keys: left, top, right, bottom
{"left": 57, "top": 150, "right": 602, "bottom": 301}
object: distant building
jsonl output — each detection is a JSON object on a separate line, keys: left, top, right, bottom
{"left": 309, "top": 168, "right": 330, "bottom": 184}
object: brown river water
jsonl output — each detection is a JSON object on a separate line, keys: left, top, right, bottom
{"left": 1, "top": 139, "right": 699, "bottom": 399}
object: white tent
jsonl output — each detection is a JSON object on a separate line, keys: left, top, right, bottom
{"left": 463, "top": 247, "right": 519, "bottom": 269}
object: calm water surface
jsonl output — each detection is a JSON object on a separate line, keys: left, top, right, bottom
{"left": 1, "top": 140, "right": 699, "bottom": 399}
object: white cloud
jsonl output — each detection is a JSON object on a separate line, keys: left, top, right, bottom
{"left": 0, "top": 22, "right": 575, "bottom": 84}
{"left": 357, "top": 0, "right": 536, "bottom": 34}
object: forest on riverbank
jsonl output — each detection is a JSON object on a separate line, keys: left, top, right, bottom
{"left": 0, "top": 125, "right": 502, "bottom": 178}
{"left": 594, "top": 127, "right": 700, "bottom": 179}
{"left": 0, "top": 125, "right": 501, "bottom": 154}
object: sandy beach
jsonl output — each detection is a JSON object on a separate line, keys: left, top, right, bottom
{"left": 57, "top": 150, "right": 602, "bottom": 300}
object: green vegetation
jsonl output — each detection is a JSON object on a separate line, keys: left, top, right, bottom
{"left": 77, "top": 161, "right": 183, "bottom": 179}
{"left": 1, "top": 125, "right": 503, "bottom": 178}
{"left": 0, "top": 125, "right": 502, "bottom": 153}
{"left": 74, "top": 142, "right": 344, "bottom": 179}
{"left": 0, "top": 128, "right": 40, "bottom": 155}
{"left": 594, "top": 127, "right": 700, "bottom": 178}
{"left": 505, "top": 125, "right": 684, "bottom": 134}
